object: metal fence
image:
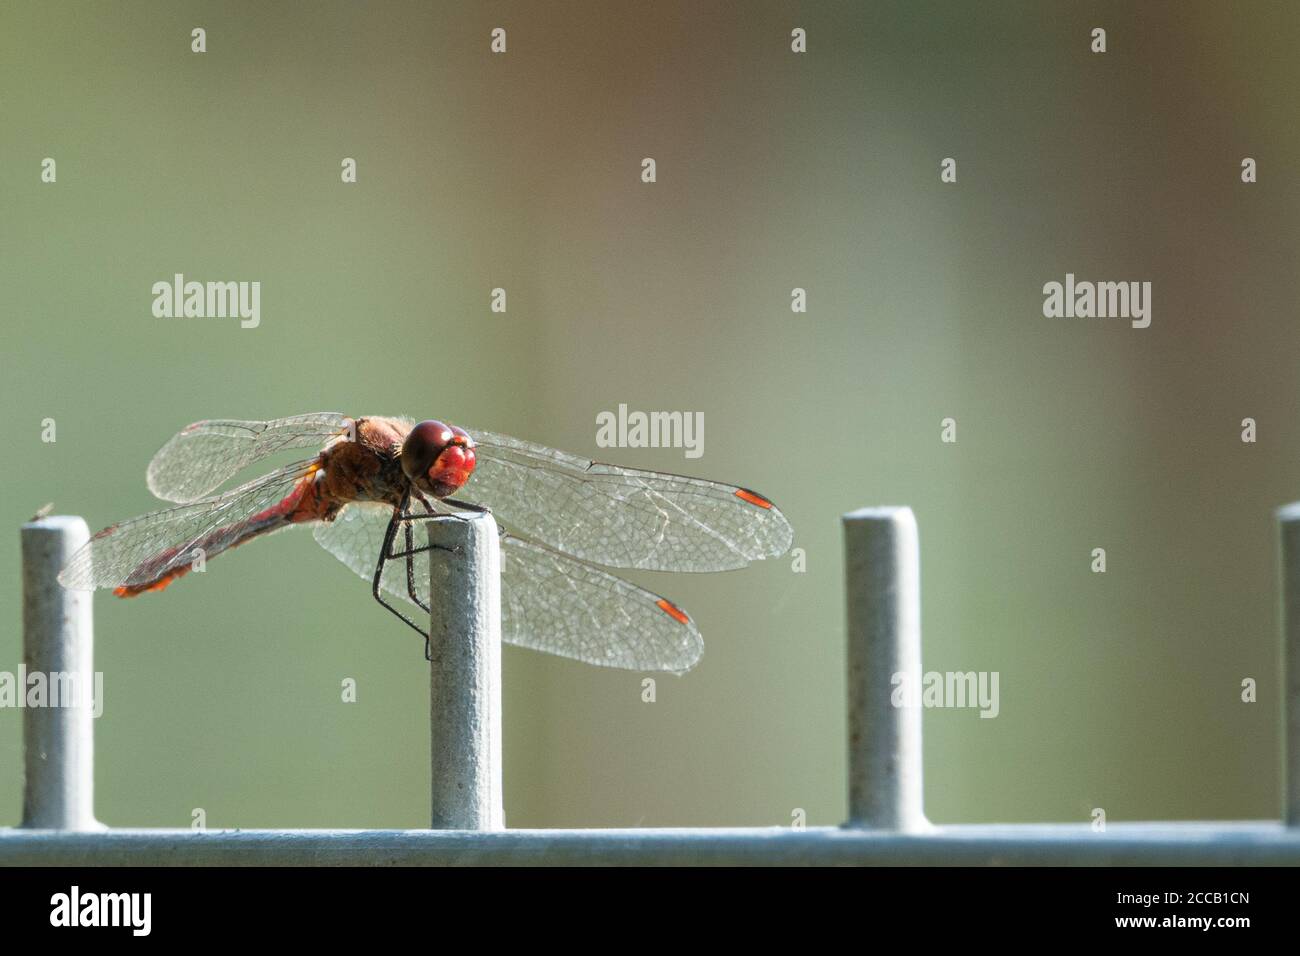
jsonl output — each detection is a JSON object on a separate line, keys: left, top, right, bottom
{"left": 3, "top": 507, "right": 1298, "bottom": 865}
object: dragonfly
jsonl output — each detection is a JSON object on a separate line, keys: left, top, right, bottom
{"left": 58, "top": 414, "right": 793, "bottom": 673}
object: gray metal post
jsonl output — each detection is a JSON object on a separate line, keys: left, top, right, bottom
{"left": 1278, "top": 504, "right": 1300, "bottom": 825}
{"left": 427, "top": 511, "right": 504, "bottom": 830}
{"left": 843, "top": 507, "right": 926, "bottom": 830}
{"left": 21, "top": 516, "right": 101, "bottom": 830}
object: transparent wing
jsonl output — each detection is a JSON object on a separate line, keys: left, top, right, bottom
{"left": 499, "top": 535, "right": 703, "bottom": 674}
{"left": 311, "top": 501, "right": 402, "bottom": 597}
{"left": 60, "top": 461, "right": 319, "bottom": 591}
{"left": 313, "top": 502, "right": 703, "bottom": 673}
{"left": 147, "top": 413, "right": 351, "bottom": 503}
{"left": 459, "top": 428, "right": 793, "bottom": 572}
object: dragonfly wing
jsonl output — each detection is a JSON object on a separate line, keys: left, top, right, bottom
{"left": 313, "top": 503, "right": 703, "bottom": 673}
{"left": 500, "top": 535, "right": 702, "bottom": 673}
{"left": 147, "top": 413, "right": 351, "bottom": 503}
{"left": 460, "top": 429, "right": 793, "bottom": 572}
{"left": 59, "top": 461, "right": 320, "bottom": 591}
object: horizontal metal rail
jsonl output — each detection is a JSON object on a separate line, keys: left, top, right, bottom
{"left": 1, "top": 824, "right": 1296, "bottom": 866}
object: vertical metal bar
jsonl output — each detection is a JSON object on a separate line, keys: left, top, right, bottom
{"left": 1278, "top": 504, "right": 1300, "bottom": 825}
{"left": 20, "top": 515, "right": 101, "bottom": 830}
{"left": 427, "top": 511, "right": 504, "bottom": 830}
{"left": 843, "top": 506, "right": 926, "bottom": 830}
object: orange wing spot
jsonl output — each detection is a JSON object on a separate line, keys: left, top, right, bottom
{"left": 114, "top": 568, "right": 187, "bottom": 598}
{"left": 734, "top": 488, "right": 773, "bottom": 509}
{"left": 656, "top": 598, "right": 691, "bottom": 625}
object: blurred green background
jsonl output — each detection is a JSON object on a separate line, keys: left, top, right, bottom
{"left": 2, "top": 1, "right": 1297, "bottom": 829}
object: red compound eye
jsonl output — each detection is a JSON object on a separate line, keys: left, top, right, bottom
{"left": 402, "top": 421, "right": 475, "bottom": 495}
{"left": 400, "top": 420, "right": 454, "bottom": 481}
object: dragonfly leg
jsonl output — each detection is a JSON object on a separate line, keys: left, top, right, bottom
{"left": 388, "top": 492, "right": 465, "bottom": 560}
{"left": 390, "top": 513, "right": 465, "bottom": 623}
{"left": 399, "top": 509, "right": 476, "bottom": 526}
{"left": 386, "top": 532, "right": 458, "bottom": 557}
{"left": 430, "top": 498, "right": 508, "bottom": 543}
{"left": 401, "top": 518, "right": 431, "bottom": 614}
{"left": 372, "top": 501, "right": 433, "bottom": 658}
{"left": 372, "top": 496, "right": 475, "bottom": 660}
{"left": 386, "top": 514, "right": 464, "bottom": 559}
{"left": 390, "top": 503, "right": 507, "bottom": 627}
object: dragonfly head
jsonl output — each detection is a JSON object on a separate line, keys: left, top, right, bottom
{"left": 401, "top": 420, "right": 476, "bottom": 498}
